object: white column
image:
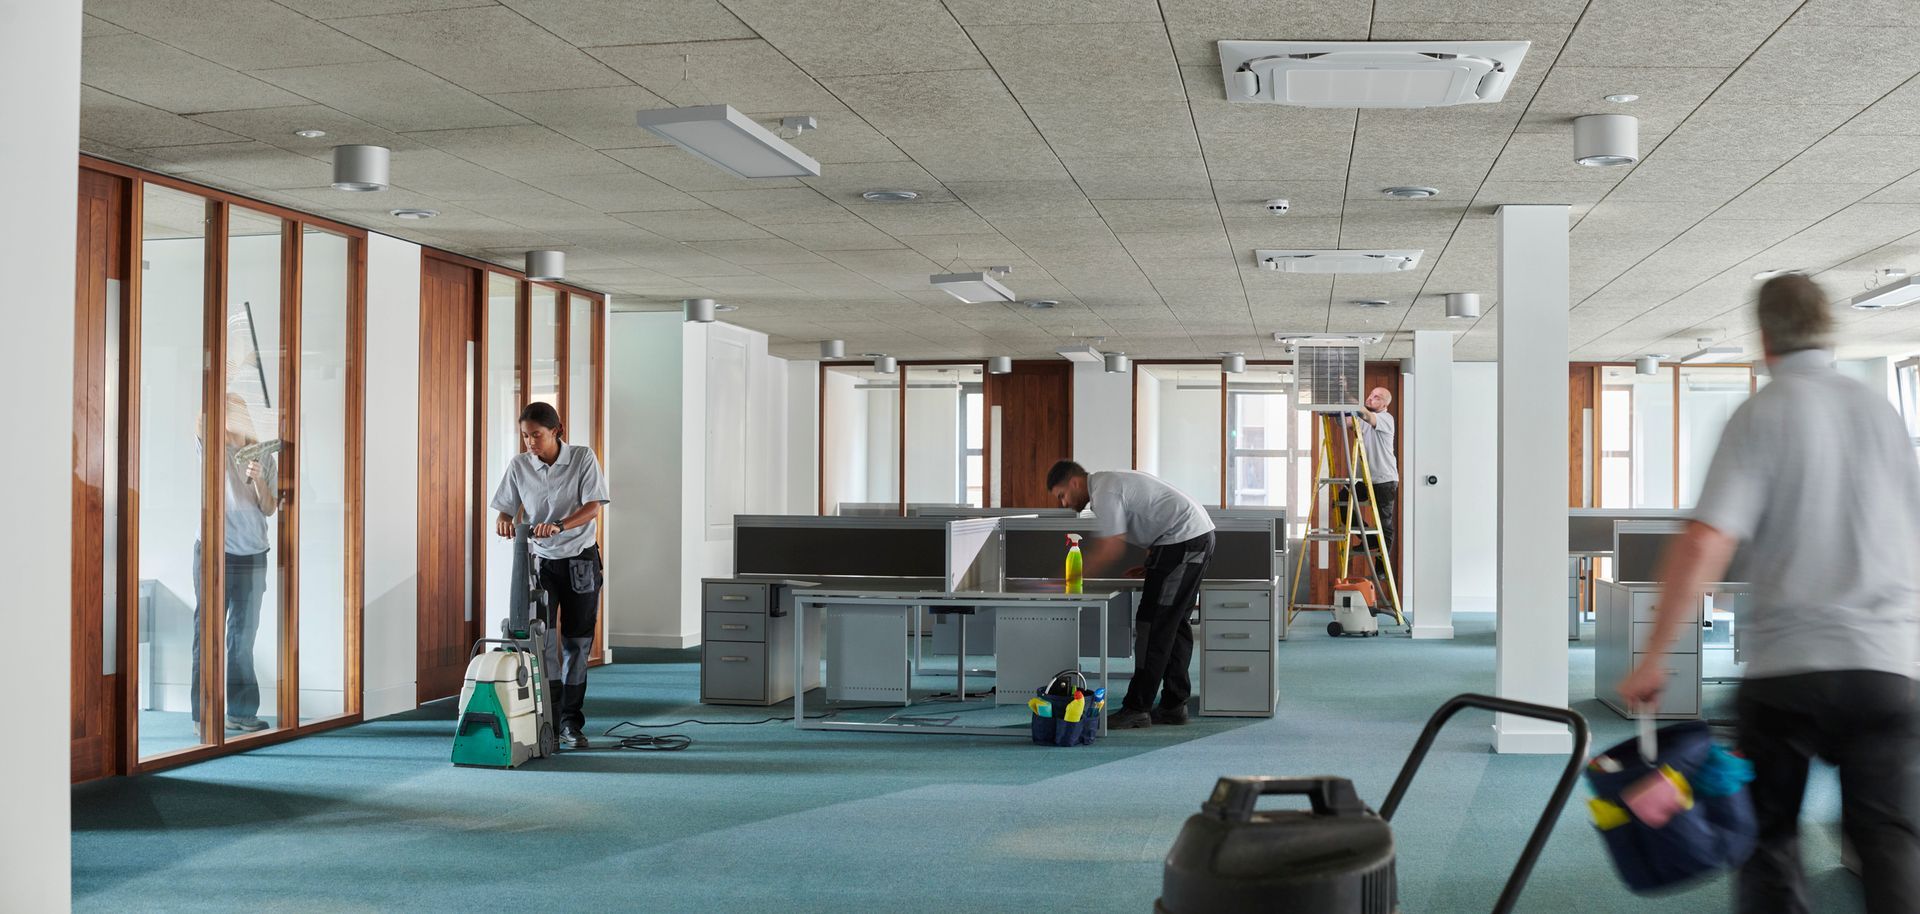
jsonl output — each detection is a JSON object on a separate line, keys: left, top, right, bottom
{"left": 1494, "top": 205, "right": 1572, "bottom": 754}
{"left": 1410, "top": 331, "right": 1455, "bottom": 640}
{"left": 361, "top": 233, "right": 422, "bottom": 718}
{"left": 2, "top": 2, "right": 78, "bottom": 908}
{"left": 606, "top": 312, "right": 693, "bottom": 648}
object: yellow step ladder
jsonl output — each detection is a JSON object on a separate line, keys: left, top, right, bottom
{"left": 1286, "top": 412, "right": 1405, "bottom": 632}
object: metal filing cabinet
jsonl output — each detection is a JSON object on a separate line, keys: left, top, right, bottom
{"left": 1595, "top": 579, "right": 1703, "bottom": 719}
{"left": 700, "top": 579, "right": 823, "bottom": 706}
{"left": 1197, "top": 583, "right": 1279, "bottom": 717}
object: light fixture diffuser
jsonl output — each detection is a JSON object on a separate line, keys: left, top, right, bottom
{"left": 931, "top": 271, "right": 1015, "bottom": 303}
{"left": 1847, "top": 274, "right": 1920, "bottom": 311}
{"left": 634, "top": 104, "right": 822, "bottom": 179}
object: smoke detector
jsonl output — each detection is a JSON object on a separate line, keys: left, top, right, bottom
{"left": 1256, "top": 250, "right": 1423, "bottom": 274}
{"left": 1220, "top": 40, "right": 1530, "bottom": 108}
{"left": 861, "top": 189, "right": 920, "bottom": 202}
{"left": 1381, "top": 186, "right": 1439, "bottom": 199}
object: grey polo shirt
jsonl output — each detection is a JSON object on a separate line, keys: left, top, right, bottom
{"left": 1088, "top": 470, "right": 1216, "bottom": 548}
{"left": 490, "top": 444, "right": 611, "bottom": 560}
{"left": 1691, "top": 350, "right": 1920, "bottom": 680}
{"left": 1358, "top": 410, "right": 1399, "bottom": 484}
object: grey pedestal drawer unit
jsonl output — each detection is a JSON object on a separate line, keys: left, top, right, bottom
{"left": 701, "top": 579, "right": 823, "bottom": 706}
{"left": 1196, "top": 582, "right": 1279, "bottom": 717}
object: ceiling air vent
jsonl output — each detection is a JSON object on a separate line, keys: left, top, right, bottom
{"left": 1293, "top": 339, "right": 1366, "bottom": 413}
{"left": 1219, "top": 40, "right": 1530, "bottom": 108}
{"left": 1256, "top": 250, "right": 1423, "bottom": 274}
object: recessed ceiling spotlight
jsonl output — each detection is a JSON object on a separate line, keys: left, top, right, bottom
{"left": 294, "top": 128, "right": 327, "bottom": 138}
{"left": 389, "top": 208, "right": 437, "bottom": 220}
{"left": 1352, "top": 298, "right": 1391, "bottom": 308}
{"left": 714, "top": 303, "right": 739, "bottom": 312}
{"left": 1025, "top": 299, "right": 1058, "bottom": 309}
{"left": 1603, "top": 94, "right": 1639, "bottom": 103}
{"left": 1382, "top": 186, "right": 1439, "bottom": 199}
{"left": 1752, "top": 268, "right": 1803, "bottom": 281}
{"left": 861, "top": 189, "right": 920, "bottom": 202}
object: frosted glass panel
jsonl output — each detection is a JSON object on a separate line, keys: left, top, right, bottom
{"left": 568, "top": 294, "right": 596, "bottom": 449}
{"left": 298, "top": 227, "right": 350, "bottom": 723}
{"left": 484, "top": 273, "right": 520, "bottom": 637}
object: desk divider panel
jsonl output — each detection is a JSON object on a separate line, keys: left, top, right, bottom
{"left": 734, "top": 516, "right": 950, "bottom": 579}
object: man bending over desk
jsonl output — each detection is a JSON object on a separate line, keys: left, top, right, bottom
{"left": 1047, "top": 461, "right": 1215, "bottom": 729}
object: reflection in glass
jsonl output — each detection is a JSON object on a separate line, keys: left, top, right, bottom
{"left": 484, "top": 273, "right": 521, "bottom": 634}
{"left": 138, "top": 184, "right": 211, "bottom": 758}
{"left": 1228, "top": 366, "right": 1294, "bottom": 507}
{"left": 820, "top": 364, "right": 901, "bottom": 514}
{"left": 1135, "top": 364, "right": 1223, "bottom": 506}
{"left": 220, "top": 206, "right": 285, "bottom": 735}
{"left": 1598, "top": 365, "right": 1675, "bottom": 508}
{"left": 298, "top": 227, "right": 349, "bottom": 722}
{"left": 530, "top": 285, "right": 559, "bottom": 410}
{"left": 904, "top": 364, "right": 984, "bottom": 508}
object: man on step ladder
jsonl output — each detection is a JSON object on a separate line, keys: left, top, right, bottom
{"left": 1354, "top": 387, "right": 1399, "bottom": 581}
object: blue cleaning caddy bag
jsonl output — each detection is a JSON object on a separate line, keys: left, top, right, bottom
{"left": 1029, "top": 670, "right": 1105, "bottom": 747}
{"left": 1586, "top": 717, "right": 1756, "bottom": 893}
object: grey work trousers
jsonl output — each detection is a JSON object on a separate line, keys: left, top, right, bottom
{"left": 1735, "top": 670, "right": 1920, "bottom": 914}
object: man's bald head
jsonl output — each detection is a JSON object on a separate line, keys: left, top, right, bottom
{"left": 1366, "top": 387, "right": 1392, "bottom": 412}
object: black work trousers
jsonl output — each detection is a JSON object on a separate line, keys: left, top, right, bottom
{"left": 1123, "top": 532, "right": 1215, "bottom": 714}
{"left": 535, "top": 545, "right": 603, "bottom": 732}
{"left": 1735, "top": 670, "right": 1920, "bottom": 914}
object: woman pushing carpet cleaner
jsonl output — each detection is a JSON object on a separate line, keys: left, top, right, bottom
{"left": 452, "top": 523, "right": 556, "bottom": 769}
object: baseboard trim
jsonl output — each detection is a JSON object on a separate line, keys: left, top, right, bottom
{"left": 1410, "top": 624, "right": 1455, "bottom": 640}
{"left": 611, "top": 631, "right": 700, "bottom": 649}
{"left": 1491, "top": 719, "right": 1574, "bottom": 755}
{"left": 362, "top": 683, "right": 416, "bottom": 721}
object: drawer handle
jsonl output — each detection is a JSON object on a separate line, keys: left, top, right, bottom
{"left": 1220, "top": 602, "right": 1251, "bottom": 609}
{"left": 720, "top": 624, "right": 748, "bottom": 630}
{"left": 720, "top": 656, "right": 749, "bottom": 663}
{"left": 720, "top": 594, "right": 750, "bottom": 602}
{"left": 1219, "top": 665, "right": 1251, "bottom": 673}
{"left": 1219, "top": 632, "right": 1252, "bottom": 640}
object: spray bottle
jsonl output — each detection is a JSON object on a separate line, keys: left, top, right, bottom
{"left": 1064, "top": 534, "right": 1084, "bottom": 594}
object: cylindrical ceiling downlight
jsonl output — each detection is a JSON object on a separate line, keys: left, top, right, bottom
{"left": 685, "top": 298, "right": 717, "bottom": 323}
{"left": 820, "top": 339, "right": 845, "bottom": 359}
{"left": 525, "top": 250, "right": 565, "bottom": 282}
{"left": 331, "top": 144, "right": 390, "bottom": 191}
{"left": 1446, "top": 292, "right": 1482, "bottom": 319}
{"left": 1574, "top": 114, "right": 1639, "bottom": 167}
{"left": 1636, "top": 355, "right": 1660, "bottom": 375}
{"left": 1222, "top": 353, "right": 1246, "bottom": 374}
{"left": 1103, "top": 351, "right": 1129, "bottom": 373}
{"left": 987, "top": 356, "right": 1013, "bottom": 375}
{"left": 874, "top": 355, "right": 897, "bottom": 374}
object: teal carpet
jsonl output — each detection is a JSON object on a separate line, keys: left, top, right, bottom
{"left": 72, "top": 615, "right": 1863, "bottom": 913}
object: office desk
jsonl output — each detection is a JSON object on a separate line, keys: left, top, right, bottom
{"left": 791, "top": 589, "right": 1119, "bottom": 737}
{"left": 1595, "top": 578, "right": 1749, "bottom": 720}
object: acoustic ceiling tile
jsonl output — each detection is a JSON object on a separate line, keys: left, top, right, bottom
{"left": 328, "top": 6, "right": 629, "bottom": 94}
{"left": 1555, "top": 0, "right": 1803, "bottom": 68}
{"left": 722, "top": 0, "right": 986, "bottom": 77}
{"left": 252, "top": 60, "right": 527, "bottom": 132}
{"left": 523, "top": 170, "right": 707, "bottom": 212}
{"left": 403, "top": 124, "right": 628, "bottom": 178}
{"left": 89, "top": 0, "right": 393, "bottom": 70}
{"left": 83, "top": 34, "right": 309, "bottom": 113}
{"left": 967, "top": 23, "right": 1184, "bottom": 106}
{"left": 82, "top": 88, "right": 248, "bottom": 149}
{"left": 592, "top": 39, "right": 840, "bottom": 111}
{"left": 485, "top": 86, "right": 674, "bottom": 150}
{"left": 498, "top": 0, "right": 753, "bottom": 47}
{"left": 1157, "top": 0, "right": 1371, "bottom": 65}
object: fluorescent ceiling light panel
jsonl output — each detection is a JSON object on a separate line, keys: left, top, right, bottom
{"left": 634, "top": 105, "right": 821, "bottom": 179}
{"left": 1848, "top": 275, "right": 1920, "bottom": 311}
{"left": 1679, "top": 344, "right": 1743, "bottom": 363}
{"left": 1256, "top": 250, "right": 1423, "bottom": 274}
{"left": 931, "top": 271, "right": 1015, "bottom": 303}
{"left": 1219, "top": 40, "right": 1529, "bottom": 108}
{"left": 1055, "top": 344, "right": 1103, "bottom": 362}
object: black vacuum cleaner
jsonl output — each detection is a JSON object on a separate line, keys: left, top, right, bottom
{"left": 1157, "top": 694, "right": 1590, "bottom": 914}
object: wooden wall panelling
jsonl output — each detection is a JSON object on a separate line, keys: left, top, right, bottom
{"left": 1569, "top": 364, "right": 1595, "bottom": 507}
{"left": 201, "top": 197, "right": 230, "bottom": 750}
{"left": 990, "top": 361, "right": 1073, "bottom": 508}
{"left": 276, "top": 219, "right": 302, "bottom": 732}
{"left": 71, "top": 169, "right": 119, "bottom": 781}
{"left": 345, "top": 235, "right": 367, "bottom": 715}
{"left": 118, "top": 178, "right": 144, "bottom": 774}
{"left": 417, "top": 256, "right": 480, "bottom": 703}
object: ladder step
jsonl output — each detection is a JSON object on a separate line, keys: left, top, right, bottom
{"left": 1319, "top": 477, "right": 1364, "bottom": 485}
{"left": 1304, "top": 531, "right": 1382, "bottom": 540}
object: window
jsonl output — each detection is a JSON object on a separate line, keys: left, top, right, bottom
{"left": 1899, "top": 358, "right": 1920, "bottom": 466}
{"left": 1135, "top": 364, "right": 1224, "bottom": 505}
{"left": 1595, "top": 363, "right": 1754, "bottom": 509}
{"left": 1227, "top": 366, "right": 1296, "bottom": 508}
{"left": 961, "top": 383, "right": 984, "bottom": 507}
{"left": 820, "top": 363, "right": 901, "bottom": 515}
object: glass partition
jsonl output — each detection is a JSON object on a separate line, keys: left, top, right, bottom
{"left": 483, "top": 273, "right": 521, "bottom": 635}
{"left": 529, "top": 285, "right": 559, "bottom": 410}
{"left": 568, "top": 294, "right": 597, "bottom": 451}
{"left": 1227, "top": 366, "right": 1295, "bottom": 508}
{"left": 820, "top": 363, "right": 901, "bottom": 515}
{"left": 1598, "top": 365, "right": 1675, "bottom": 508}
{"left": 222, "top": 206, "right": 286, "bottom": 736}
{"left": 903, "top": 364, "right": 984, "bottom": 508}
{"left": 1135, "top": 364, "right": 1223, "bottom": 506}
{"left": 297, "top": 226, "right": 350, "bottom": 723}
{"left": 1678, "top": 366, "right": 1751, "bottom": 507}
{"left": 137, "top": 184, "right": 212, "bottom": 759}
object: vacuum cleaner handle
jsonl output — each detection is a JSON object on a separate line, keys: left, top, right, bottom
{"left": 1203, "top": 776, "right": 1368, "bottom": 822}
{"left": 1378, "top": 693, "right": 1590, "bottom": 914}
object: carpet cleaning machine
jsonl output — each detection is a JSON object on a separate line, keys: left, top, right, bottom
{"left": 1156, "top": 694, "right": 1590, "bottom": 914}
{"left": 451, "top": 523, "right": 557, "bottom": 769}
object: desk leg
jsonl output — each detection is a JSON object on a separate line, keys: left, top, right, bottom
{"left": 956, "top": 612, "right": 968, "bottom": 700}
{"left": 1099, "top": 603, "right": 1109, "bottom": 737}
{"left": 793, "top": 600, "right": 807, "bottom": 730}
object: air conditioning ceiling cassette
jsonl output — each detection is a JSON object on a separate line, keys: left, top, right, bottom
{"left": 1219, "top": 40, "right": 1530, "bottom": 108}
{"left": 1256, "top": 250, "right": 1423, "bottom": 274}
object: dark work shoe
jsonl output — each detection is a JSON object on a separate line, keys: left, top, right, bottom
{"left": 558, "top": 726, "right": 588, "bottom": 749}
{"left": 1108, "top": 709, "right": 1153, "bottom": 729}
{"left": 225, "top": 716, "right": 269, "bottom": 732}
{"left": 1150, "top": 706, "right": 1190, "bottom": 726}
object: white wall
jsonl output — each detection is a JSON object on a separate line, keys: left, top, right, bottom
{"left": 1072, "top": 361, "right": 1131, "bottom": 471}
{"left": 1451, "top": 363, "right": 1499, "bottom": 612}
{"left": 606, "top": 317, "right": 789, "bottom": 647}
{"left": 820, "top": 367, "right": 867, "bottom": 513}
{"left": 361, "top": 232, "right": 421, "bottom": 718}
{"left": 786, "top": 361, "right": 819, "bottom": 514}
{"left": 905, "top": 384, "right": 961, "bottom": 502}
{"left": 4, "top": 1, "right": 77, "bottom": 906}
{"left": 1157, "top": 380, "right": 1223, "bottom": 505}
